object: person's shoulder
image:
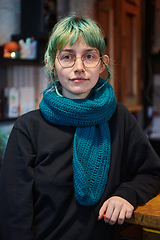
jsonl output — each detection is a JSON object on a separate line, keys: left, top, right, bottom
{"left": 16, "top": 109, "right": 42, "bottom": 122}
{"left": 114, "top": 102, "right": 132, "bottom": 117}
{"left": 19, "top": 109, "right": 42, "bottom": 120}
{"left": 116, "top": 102, "right": 129, "bottom": 111}
{"left": 110, "top": 102, "right": 138, "bottom": 129}
{"left": 14, "top": 109, "right": 44, "bottom": 130}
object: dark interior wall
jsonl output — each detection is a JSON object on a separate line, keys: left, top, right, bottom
{"left": 142, "top": 0, "right": 156, "bottom": 129}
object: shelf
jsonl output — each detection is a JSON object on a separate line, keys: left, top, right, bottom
{"left": 127, "top": 104, "right": 143, "bottom": 113}
{"left": 0, "top": 57, "right": 43, "bottom": 66}
{"left": 0, "top": 117, "right": 17, "bottom": 123}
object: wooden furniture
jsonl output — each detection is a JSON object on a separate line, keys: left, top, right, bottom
{"left": 125, "top": 194, "right": 160, "bottom": 239}
{"left": 95, "top": 0, "right": 143, "bottom": 114}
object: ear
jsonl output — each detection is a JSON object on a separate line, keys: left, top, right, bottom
{"left": 54, "top": 68, "right": 57, "bottom": 76}
{"left": 45, "top": 56, "right": 54, "bottom": 74}
{"left": 99, "top": 55, "right": 109, "bottom": 74}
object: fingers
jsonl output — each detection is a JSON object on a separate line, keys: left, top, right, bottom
{"left": 104, "top": 206, "right": 121, "bottom": 225}
{"left": 98, "top": 196, "right": 134, "bottom": 225}
{"left": 117, "top": 208, "right": 127, "bottom": 225}
{"left": 103, "top": 201, "right": 125, "bottom": 225}
{"left": 98, "top": 200, "right": 109, "bottom": 220}
{"left": 126, "top": 208, "right": 133, "bottom": 219}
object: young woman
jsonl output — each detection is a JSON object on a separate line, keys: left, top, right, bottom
{"left": 0, "top": 15, "right": 160, "bottom": 240}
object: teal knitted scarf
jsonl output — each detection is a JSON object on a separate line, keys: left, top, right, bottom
{"left": 39, "top": 78, "right": 117, "bottom": 206}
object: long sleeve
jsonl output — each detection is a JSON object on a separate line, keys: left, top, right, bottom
{"left": 0, "top": 125, "right": 35, "bottom": 240}
{"left": 0, "top": 106, "right": 160, "bottom": 240}
{"left": 110, "top": 104, "right": 160, "bottom": 207}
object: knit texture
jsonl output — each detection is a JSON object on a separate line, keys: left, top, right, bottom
{"left": 39, "top": 78, "right": 117, "bottom": 206}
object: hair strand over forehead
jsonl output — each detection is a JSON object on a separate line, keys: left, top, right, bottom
{"left": 44, "top": 15, "right": 111, "bottom": 87}
{"left": 45, "top": 15, "right": 106, "bottom": 72}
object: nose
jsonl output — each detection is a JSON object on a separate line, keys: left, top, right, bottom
{"left": 73, "top": 57, "right": 85, "bottom": 72}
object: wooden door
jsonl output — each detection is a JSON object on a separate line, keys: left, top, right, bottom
{"left": 95, "top": 0, "right": 142, "bottom": 113}
{"left": 95, "top": 0, "right": 116, "bottom": 95}
{"left": 120, "top": 0, "right": 142, "bottom": 112}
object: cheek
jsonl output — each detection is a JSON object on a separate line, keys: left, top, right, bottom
{"left": 57, "top": 69, "right": 69, "bottom": 79}
{"left": 55, "top": 60, "right": 70, "bottom": 76}
{"left": 92, "top": 68, "right": 101, "bottom": 80}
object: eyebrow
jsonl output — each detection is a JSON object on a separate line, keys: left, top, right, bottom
{"left": 61, "top": 48, "right": 99, "bottom": 53}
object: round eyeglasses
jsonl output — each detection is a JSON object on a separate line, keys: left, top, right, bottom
{"left": 56, "top": 51, "right": 102, "bottom": 68}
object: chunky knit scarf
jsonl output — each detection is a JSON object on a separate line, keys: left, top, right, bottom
{"left": 39, "top": 78, "right": 117, "bottom": 206}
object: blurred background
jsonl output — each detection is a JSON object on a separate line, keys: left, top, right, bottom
{"left": 0, "top": 1, "right": 160, "bottom": 165}
{"left": 0, "top": 1, "right": 160, "bottom": 239}
{"left": 0, "top": 0, "right": 160, "bottom": 177}
{"left": 0, "top": 2, "right": 160, "bottom": 165}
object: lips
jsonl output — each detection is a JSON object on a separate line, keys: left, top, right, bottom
{"left": 70, "top": 77, "right": 88, "bottom": 82}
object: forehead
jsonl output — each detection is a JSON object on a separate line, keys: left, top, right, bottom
{"left": 58, "top": 39, "right": 99, "bottom": 54}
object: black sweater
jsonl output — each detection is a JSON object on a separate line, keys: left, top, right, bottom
{"left": 0, "top": 103, "right": 160, "bottom": 240}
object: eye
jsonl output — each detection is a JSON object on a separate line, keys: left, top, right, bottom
{"left": 83, "top": 52, "right": 99, "bottom": 60}
{"left": 64, "top": 55, "right": 71, "bottom": 60}
{"left": 86, "top": 54, "right": 93, "bottom": 59}
{"left": 59, "top": 52, "right": 74, "bottom": 61}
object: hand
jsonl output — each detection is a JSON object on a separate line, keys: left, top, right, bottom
{"left": 98, "top": 196, "right": 134, "bottom": 225}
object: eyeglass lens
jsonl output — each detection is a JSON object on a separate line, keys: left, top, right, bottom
{"left": 57, "top": 51, "right": 101, "bottom": 68}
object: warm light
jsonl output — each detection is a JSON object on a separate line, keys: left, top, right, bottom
{"left": 11, "top": 52, "right": 16, "bottom": 58}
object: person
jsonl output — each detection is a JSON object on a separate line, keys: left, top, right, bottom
{"left": 0, "top": 15, "right": 160, "bottom": 240}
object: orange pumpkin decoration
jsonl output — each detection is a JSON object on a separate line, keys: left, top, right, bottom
{"left": 4, "top": 41, "right": 19, "bottom": 52}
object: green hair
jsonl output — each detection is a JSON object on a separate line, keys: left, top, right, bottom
{"left": 44, "top": 15, "right": 110, "bottom": 90}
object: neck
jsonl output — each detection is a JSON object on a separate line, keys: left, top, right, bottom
{"left": 62, "top": 88, "right": 90, "bottom": 99}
